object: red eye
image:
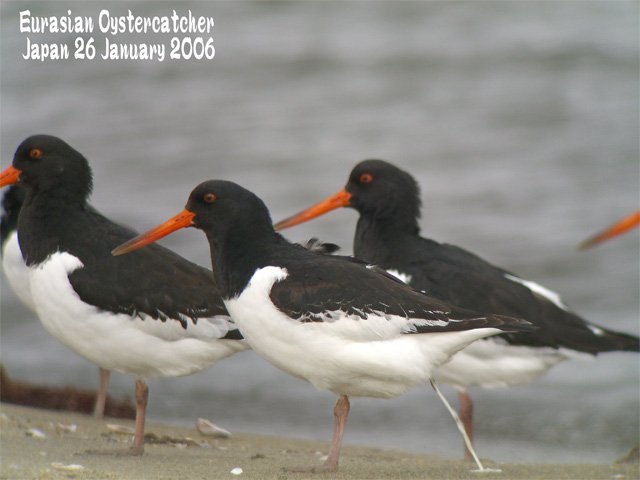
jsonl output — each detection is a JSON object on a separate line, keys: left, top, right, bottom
{"left": 360, "top": 173, "right": 373, "bottom": 184}
{"left": 204, "top": 193, "right": 216, "bottom": 203}
{"left": 29, "top": 148, "right": 42, "bottom": 159}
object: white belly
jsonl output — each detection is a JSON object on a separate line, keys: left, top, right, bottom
{"left": 225, "top": 266, "right": 503, "bottom": 399}
{"left": 28, "top": 252, "right": 248, "bottom": 379}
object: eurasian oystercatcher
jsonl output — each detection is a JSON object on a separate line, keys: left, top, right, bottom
{"left": 1, "top": 185, "right": 112, "bottom": 418}
{"left": 112, "top": 179, "right": 534, "bottom": 472}
{"left": 579, "top": 209, "right": 640, "bottom": 250}
{"left": 274, "top": 158, "right": 640, "bottom": 460}
{"left": 0, "top": 135, "right": 248, "bottom": 455}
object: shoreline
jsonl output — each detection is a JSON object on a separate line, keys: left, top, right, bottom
{"left": 1, "top": 402, "right": 637, "bottom": 480}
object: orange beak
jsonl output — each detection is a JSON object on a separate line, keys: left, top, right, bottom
{"left": 578, "top": 210, "right": 640, "bottom": 250}
{"left": 274, "top": 189, "right": 352, "bottom": 231}
{"left": 112, "top": 209, "right": 196, "bottom": 256}
{"left": 0, "top": 165, "right": 22, "bottom": 187}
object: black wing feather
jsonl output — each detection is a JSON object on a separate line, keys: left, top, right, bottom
{"left": 21, "top": 204, "right": 235, "bottom": 332}
{"left": 380, "top": 237, "right": 639, "bottom": 353}
{"left": 268, "top": 248, "right": 533, "bottom": 334}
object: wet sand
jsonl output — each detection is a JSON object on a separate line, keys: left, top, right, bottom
{"left": 1, "top": 402, "right": 637, "bottom": 480}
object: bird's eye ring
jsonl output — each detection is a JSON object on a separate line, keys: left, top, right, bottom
{"left": 29, "top": 148, "right": 43, "bottom": 159}
{"left": 360, "top": 173, "right": 373, "bottom": 183}
{"left": 204, "top": 193, "right": 216, "bottom": 203}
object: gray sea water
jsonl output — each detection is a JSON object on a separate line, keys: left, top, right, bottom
{"left": 1, "top": 1, "right": 638, "bottom": 465}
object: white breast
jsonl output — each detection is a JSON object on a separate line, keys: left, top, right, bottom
{"left": 2, "top": 231, "right": 36, "bottom": 312}
{"left": 28, "top": 252, "right": 248, "bottom": 379}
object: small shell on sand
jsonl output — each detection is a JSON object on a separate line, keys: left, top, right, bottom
{"left": 196, "top": 418, "right": 231, "bottom": 438}
{"left": 26, "top": 428, "right": 46, "bottom": 438}
{"left": 106, "top": 424, "right": 135, "bottom": 435}
{"left": 51, "top": 462, "right": 85, "bottom": 471}
{"left": 56, "top": 422, "right": 77, "bottom": 434}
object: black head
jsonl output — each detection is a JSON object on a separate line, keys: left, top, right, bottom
{"left": 112, "top": 180, "right": 276, "bottom": 256}
{"left": 112, "top": 180, "right": 282, "bottom": 299}
{"left": 185, "top": 180, "right": 275, "bottom": 240}
{"left": 274, "top": 159, "right": 422, "bottom": 233}
{"left": 6, "top": 135, "right": 93, "bottom": 203}
{"left": 345, "top": 159, "right": 421, "bottom": 223}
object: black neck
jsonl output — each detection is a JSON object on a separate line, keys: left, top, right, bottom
{"left": 17, "top": 188, "right": 88, "bottom": 266}
{"left": 206, "top": 221, "right": 287, "bottom": 300}
{"left": 353, "top": 213, "right": 419, "bottom": 265}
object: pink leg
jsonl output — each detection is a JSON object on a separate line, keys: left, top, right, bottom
{"left": 129, "top": 380, "right": 148, "bottom": 454}
{"left": 86, "top": 379, "right": 147, "bottom": 456}
{"left": 93, "top": 368, "right": 110, "bottom": 418}
{"left": 286, "top": 395, "right": 350, "bottom": 473}
{"left": 459, "top": 390, "right": 474, "bottom": 461}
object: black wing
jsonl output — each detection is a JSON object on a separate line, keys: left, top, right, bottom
{"left": 269, "top": 248, "right": 533, "bottom": 335}
{"left": 390, "top": 237, "right": 638, "bottom": 353}
{"left": 65, "top": 208, "right": 234, "bottom": 333}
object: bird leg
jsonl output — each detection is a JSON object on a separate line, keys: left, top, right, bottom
{"left": 458, "top": 390, "right": 474, "bottom": 461}
{"left": 285, "top": 395, "right": 350, "bottom": 473}
{"left": 92, "top": 368, "right": 110, "bottom": 418}
{"left": 129, "top": 379, "right": 148, "bottom": 454}
{"left": 430, "top": 379, "right": 485, "bottom": 470}
{"left": 86, "top": 379, "right": 148, "bottom": 456}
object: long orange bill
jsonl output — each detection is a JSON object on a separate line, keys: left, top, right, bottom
{"left": 578, "top": 209, "right": 640, "bottom": 250}
{"left": 0, "top": 166, "right": 22, "bottom": 187}
{"left": 111, "top": 209, "right": 196, "bottom": 256}
{"left": 273, "top": 189, "right": 352, "bottom": 231}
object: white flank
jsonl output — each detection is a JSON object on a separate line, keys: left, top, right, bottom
{"left": 504, "top": 273, "right": 569, "bottom": 310}
{"left": 27, "top": 252, "right": 248, "bottom": 379}
{"left": 2, "top": 232, "right": 36, "bottom": 312}
{"left": 225, "top": 266, "right": 504, "bottom": 399}
{"left": 433, "top": 336, "right": 589, "bottom": 389}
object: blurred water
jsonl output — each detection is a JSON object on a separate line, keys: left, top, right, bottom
{"left": 1, "top": 1, "right": 638, "bottom": 464}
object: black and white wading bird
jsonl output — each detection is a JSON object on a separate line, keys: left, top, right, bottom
{"left": 273, "top": 159, "right": 640, "bottom": 460}
{"left": 112, "top": 179, "right": 534, "bottom": 472}
{"left": 1, "top": 184, "right": 113, "bottom": 418}
{"left": 0, "top": 135, "right": 248, "bottom": 455}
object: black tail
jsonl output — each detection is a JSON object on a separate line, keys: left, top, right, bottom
{"left": 493, "top": 314, "right": 537, "bottom": 334}
{"left": 586, "top": 324, "right": 640, "bottom": 353}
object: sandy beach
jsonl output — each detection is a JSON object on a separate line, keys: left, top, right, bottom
{"left": 1, "top": 402, "right": 637, "bottom": 480}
